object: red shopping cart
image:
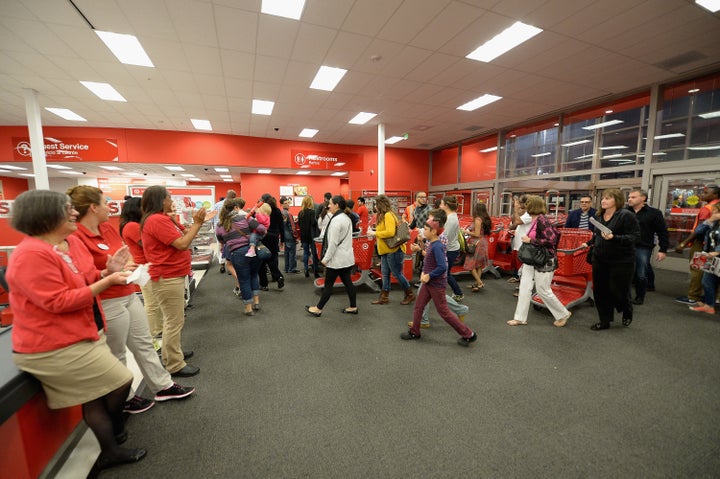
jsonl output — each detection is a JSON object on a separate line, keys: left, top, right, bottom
{"left": 531, "top": 228, "right": 594, "bottom": 310}
{"left": 314, "top": 236, "right": 381, "bottom": 292}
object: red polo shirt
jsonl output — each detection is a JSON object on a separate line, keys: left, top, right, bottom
{"left": 121, "top": 221, "right": 147, "bottom": 264}
{"left": 73, "top": 222, "right": 136, "bottom": 300}
{"left": 141, "top": 213, "right": 191, "bottom": 280}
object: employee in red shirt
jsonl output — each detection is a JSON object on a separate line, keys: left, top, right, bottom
{"left": 141, "top": 186, "right": 212, "bottom": 377}
{"left": 120, "top": 197, "right": 164, "bottom": 340}
{"left": 8, "top": 190, "right": 145, "bottom": 471}
{"left": 356, "top": 196, "right": 369, "bottom": 234}
{"left": 69, "top": 186, "right": 195, "bottom": 414}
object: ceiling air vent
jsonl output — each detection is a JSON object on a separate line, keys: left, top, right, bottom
{"left": 654, "top": 51, "right": 708, "bottom": 71}
{"left": 463, "top": 125, "right": 483, "bottom": 132}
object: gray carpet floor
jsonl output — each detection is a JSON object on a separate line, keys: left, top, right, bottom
{"left": 102, "top": 260, "right": 720, "bottom": 478}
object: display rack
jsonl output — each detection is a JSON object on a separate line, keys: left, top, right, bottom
{"left": 361, "top": 190, "right": 412, "bottom": 218}
{"left": 190, "top": 221, "right": 216, "bottom": 270}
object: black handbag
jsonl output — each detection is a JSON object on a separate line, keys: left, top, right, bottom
{"left": 383, "top": 214, "right": 411, "bottom": 249}
{"left": 518, "top": 242, "right": 549, "bottom": 267}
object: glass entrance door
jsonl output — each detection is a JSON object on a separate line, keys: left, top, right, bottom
{"left": 653, "top": 172, "right": 720, "bottom": 271}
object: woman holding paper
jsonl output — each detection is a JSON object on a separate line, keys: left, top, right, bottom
{"left": 584, "top": 188, "right": 640, "bottom": 330}
{"left": 69, "top": 186, "right": 195, "bottom": 414}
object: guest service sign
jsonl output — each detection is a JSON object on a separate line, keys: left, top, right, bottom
{"left": 13, "top": 137, "right": 119, "bottom": 162}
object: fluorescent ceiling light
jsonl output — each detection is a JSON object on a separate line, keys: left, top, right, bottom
{"left": 220, "top": 175, "right": 232, "bottom": 178}
{"left": 80, "top": 81, "right": 126, "bottom": 102}
{"left": 385, "top": 136, "right": 405, "bottom": 144}
{"left": 222, "top": 179, "right": 233, "bottom": 182}
{"left": 699, "top": 110, "right": 720, "bottom": 119}
{"left": 258, "top": 169, "right": 272, "bottom": 174}
{"left": 180, "top": 173, "right": 195, "bottom": 177}
{"left": 46, "top": 164, "right": 72, "bottom": 169}
{"left": 331, "top": 172, "right": 347, "bottom": 176}
{"left": 95, "top": 30, "right": 154, "bottom": 67}
{"left": 457, "top": 94, "right": 502, "bottom": 112}
{"left": 688, "top": 145, "right": 720, "bottom": 151}
{"left": 561, "top": 139, "right": 591, "bottom": 147}
{"left": 296, "top": 171, "right": 311, "bottom": 175}
{"left": 252, "top": 99, "right": 275, "bottom": 115}
{"left": 214, "top": 167, "right": 229, "bottom": 172}
{"left": 653, "top": 133, "right": 685, "bottom": 139}
{"left": 45, "top": 108, "right": 86, "bottom": 121}
{"left": 99, "top": 165, "right": 123, "bottom": 171}
{"left": 19, "top": 173, "right": 35, "bottom": 177}
{"left": 261, "top": 0, "right": 305, "bottom": 19}
{"left": 599, "top": 146, "right": 628, "bottom": 150}
{"left": 480, "top": 146, "right": 497, "bottom": 153}
{"left": 0, "top": 170, "right": 10, "bottom": 174}
{"left": 602, "top": 154, "right": 624, "bottom": 159}
{"left": 299, "top": 128, "right": 318, "bottom": 138}
{"left": 608, "top": 159, "right": 634, "bottom": 163}
{"left": 164, "top": 166, "right": 185, "bottom": 171}
{"left": 530, "top": 152, "right": 552, "bottom": 158}
{"left": 123, "top": 172, "right": 142, "bottom": 177}
{"left": 466, "top": 21, "right": 543, "bottom": 63}
{"left": 688, "top": 88, "right": 700, "bottom": 94}
{"left": 310, "top": 66, "right": 347, "bottom": 91}
{"left": 573, "top": 154, "right": 595, "bottom": 160}
{"left": 60, "top": 170, "right": 83, "bottom": 175}
{"left": 349, "top": 112, "right": 377, "bottom": 125}
{"left": 696, "top": 0, "right": 720, "bottom": 13}
{"left": 191, "top": 119, "right": 212, "bottom": 131}
{"left": 583, "top": 120, "right": 623, "bottom": 130}
{"left": 0, "top": 164, "right": 27, "bottom": 170}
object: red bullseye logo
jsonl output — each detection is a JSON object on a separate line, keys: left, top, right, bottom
{"left": 16, "top": 141, "right": 32, "bottom": 157}
{"left": 294, "top": 153, "right": 306, "bottom": 166}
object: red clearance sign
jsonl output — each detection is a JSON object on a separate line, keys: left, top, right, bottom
{"left": 13, "top": 137, "right": 119, "bottom": 162}
{"left": 291, "top": 149, "right": 363, "bottom": 171}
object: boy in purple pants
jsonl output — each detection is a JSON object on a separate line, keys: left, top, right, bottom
{"left": 401, "top": 209, "right": 477, "bottom": 347}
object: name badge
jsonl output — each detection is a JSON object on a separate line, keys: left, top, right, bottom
{"left": 97, "top": 243, "right": 110, "bottom": 250}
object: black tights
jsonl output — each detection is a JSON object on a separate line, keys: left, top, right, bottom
{"left": 82, "top": 380, "right": 131, "bottom": 454}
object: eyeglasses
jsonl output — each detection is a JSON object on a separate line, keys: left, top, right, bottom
{"left": 580, "top": 201, "right": 591, "bottom": 203}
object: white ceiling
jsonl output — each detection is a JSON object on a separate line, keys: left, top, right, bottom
{"left": 1, "top": 0, "right": 720, "bottom": 182}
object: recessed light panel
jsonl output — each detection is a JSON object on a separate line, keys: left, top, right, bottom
{"left": 191, "top": 119, "right": 212, "bottom": 131}
{"left": 456, "top": 94, "right": 502, "bottom": 112}
{"left": 310, "top": 66, "right": 347, "bottom": 91}
{"left": 385, "top": 136, "right": 404, "bottom": 144}
{"left": 261, "top": 0, "right": 305, "bottom": 19}
{"left": 348, "top": 112, "right": 377, "bottom": 125}
{"left": 164, "top": 166, "right": 185, "bottom": 171}
{"left": 696, "top": 0, "right": 720, "bottom": 13}
{"left": 466, "top": 21, "right": 543, "bottom": 63}
{"left": 45, "top": 108, "right": 87, "bottom": 121}
{"left": 299, "top": 129, "right": 318, "bottom": 138}
{"left": 95, "top": 30, "right": 154, "bottom": 67}
{"left": 252, "top": 100, "right": 275, "bottom": 115}
{"left": 583, "top": 120, "right": 623, "bottom": 131}
{"left": 80, "top": 81, "right": 126, "bottom": 102}
{"left": 258, "top": 169, "right": 272, "bottom": 174}
{"left": 214, "top": 167, "right": 229, "bottom": 172}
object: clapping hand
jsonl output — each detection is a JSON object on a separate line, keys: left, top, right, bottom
{"left": 106, "top": 245, "right": 130, "bottom": 273}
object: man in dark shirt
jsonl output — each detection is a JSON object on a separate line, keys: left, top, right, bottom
{"left": 627, "top": 188, "right": 669, "bottom": 305}
{"left": 564, "top": 195, "right": 596, "bottom": 231}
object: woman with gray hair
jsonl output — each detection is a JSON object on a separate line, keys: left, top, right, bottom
{"left": 7, "top": 189, "right": 146, "bottom": 471}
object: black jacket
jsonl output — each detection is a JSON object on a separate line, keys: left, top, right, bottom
{"left": 589, "top": 209, "right": 640, "bottom": 263}
{"left": 627, "top": 205, "right": 669, "bottom": 252}
{"left": 297, "top": 208, "right": 319, "bottom": 243}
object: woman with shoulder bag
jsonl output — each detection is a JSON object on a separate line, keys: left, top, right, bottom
{"left": 298, "top": 195, "right": 321, "bottom": 279}
{"left": 368, "top": 194, "right": 415, "bottom": 306}
{"left": 508, "top": 195, "right": 572, "bottom": 327}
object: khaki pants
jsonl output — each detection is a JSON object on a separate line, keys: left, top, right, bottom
{"left": 141, "top": 282, "right": 163, "bottom": 337}
{"left": 150, "top": 277, "right": 187, "bottom": 374}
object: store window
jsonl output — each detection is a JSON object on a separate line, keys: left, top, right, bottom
{"left": 653, "top": 73, "right": 720, "bottom": 162}
{"left": 502, "top": 120, "right": 559, "bottom": 177}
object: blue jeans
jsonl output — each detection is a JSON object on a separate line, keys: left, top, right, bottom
{"left": 445, "top": 249, "right": 462, "bottom": 296}
{"left": 230, "top": 246, "right": 261, "bottom": 304}
{"left": 302, "top": 241, "right": 320, "bottom": 274}
{"left": 381, "top": 249, "right": 411, "bottom": 291}
{"left": 701, "top": 271, "right": 720, "bottom": 306}
{"left": 284, "top": 239, "right": 297, "bottom": 272}
{"left": 634, "top": 247, "right": 652, "bottom": 300}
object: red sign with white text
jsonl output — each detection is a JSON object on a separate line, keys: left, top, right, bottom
{"left": 291, "top": 149, "right": 363, "bottom": 171}
{"left": 13, "top": 137, "right": 119, "bottom": 162}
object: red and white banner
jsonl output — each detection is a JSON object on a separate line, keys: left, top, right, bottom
{"left": 13, "top": 137, "right": 119, "bottom": 162}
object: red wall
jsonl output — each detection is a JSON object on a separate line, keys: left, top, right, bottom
{"left": 460, "top": 139, "right": 497, "bottom": 182}
{"left": 432, "top": 146, "right": 459, "bottom": 186}
{"left": 1, "top": 176, "right": 30, "bottom": 245}
{"left": 0, "top": 126, "right": 430, "bottom": 245}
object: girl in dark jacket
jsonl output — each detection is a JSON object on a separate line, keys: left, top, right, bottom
{"left": 298, "top": 195, "right": 321, "bottom": 278}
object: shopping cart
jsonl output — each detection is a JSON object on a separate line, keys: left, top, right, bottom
{"left": 531, "top": 228, "right": 594, "bottom": 310}
{"left": 314, "top": 236, "right": 381, "bottom": 292}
